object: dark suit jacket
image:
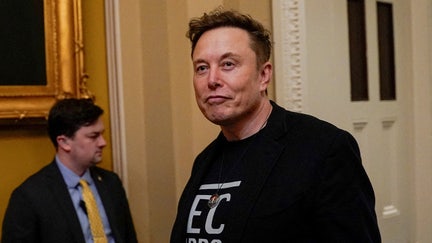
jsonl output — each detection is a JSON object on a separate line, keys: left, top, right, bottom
{"left": 171, "top": 101, "right": 381, "bottom": 242}
{"left": 2, "top": 161, "right": 137, "bottom": 243}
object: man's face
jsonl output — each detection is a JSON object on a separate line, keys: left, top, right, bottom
{"left": 66, "top": 117, "right": 106, "bottom": 168}
{"left": 192, "top": 27, "right": 270, "bottom": 127}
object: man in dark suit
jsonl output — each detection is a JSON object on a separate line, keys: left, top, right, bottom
{"left": 2, "top": 98, "right": 137, "bottom": 243}
{"left": 171, "top": 8, "right": 381, "bottom": 242}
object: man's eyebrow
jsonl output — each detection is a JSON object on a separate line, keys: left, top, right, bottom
{"left": 221, "top": 52, "right": 240, "bottom": 59}
{"left": 87, "top": 129, "right": 105, "bottom": 135}
{"left": 193, "top": 52, "right": 240, "bottom": 65}
{"left": 193, "top": 58, "right": 206, "bottom": 66}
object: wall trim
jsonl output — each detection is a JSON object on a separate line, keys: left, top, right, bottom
{"left": 104, "top": 0, "right": 128, "bottom": 192}
{"left": 272, "top": 0, "right": 305, "bottom": 112}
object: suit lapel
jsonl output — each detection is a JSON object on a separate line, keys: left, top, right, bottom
{"left": 223, "top": 126, "right": 286, "bottom": 241}
{"left": 219, "top": 102, "right": 292, "bottom": 241}
{"left": 91, "top": 169, "right": 122, "bottom": 243}
{"left": 44, "top": 161, "right": 85, "bottom": 243}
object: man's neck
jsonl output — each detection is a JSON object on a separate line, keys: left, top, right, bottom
{"left": 57, "top": 153, "right": 87, "bottom": 177}
{"left": 221, "top": 100, "right": 272, "bottom": 141}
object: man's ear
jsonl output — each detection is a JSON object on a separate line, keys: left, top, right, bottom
{"left": 259, "top": 61, "right": 272, "bottom": 92}
{"left": 57, "top": 135, "right": 71, "bottom": 151}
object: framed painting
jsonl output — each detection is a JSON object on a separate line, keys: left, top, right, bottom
{"left": 0, "top": 0, "right": 92, "bottom": 124}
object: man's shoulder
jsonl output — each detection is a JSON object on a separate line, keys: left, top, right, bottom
{"left": 269, "top": 102, "right": 342, "bottom": 136}
{"left": 9, "top": 161, "right": 60, "bottom": 201}
{"left": 90, "top": 165, "right": 117, "bottom": 176}
{"left": 18, "top": 161, "right": 57, "bottom": 185}
{"left": 90, "top": 166, "right": 122, "bottom": 183}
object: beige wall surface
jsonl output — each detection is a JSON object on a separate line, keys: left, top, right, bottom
{"left": 0, "top": 0, "right": 111, "bottom": 237}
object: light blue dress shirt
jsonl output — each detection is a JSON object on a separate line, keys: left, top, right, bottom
{"left": 56, "top": 157, "right": 115, "bottom": 243}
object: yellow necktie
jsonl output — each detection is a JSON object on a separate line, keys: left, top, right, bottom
{"left": 79, "top": 179, "right": 108, "bottom": 243}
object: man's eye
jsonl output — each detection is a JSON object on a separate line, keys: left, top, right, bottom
{"left": 222, "top": 61, "right": 235, "bottom": 70}
{"left": 196, "top": 65, "right": 208, "bottom": 73}
{"left": 88, "top": 134, "right": 100, "bottom": 139}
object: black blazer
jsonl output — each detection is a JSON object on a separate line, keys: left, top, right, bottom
{"left": 2, "top": 161, "right": 137, "bottom": 243}
{"left": 171, "top": 101, "right": 381, "bottom": 242}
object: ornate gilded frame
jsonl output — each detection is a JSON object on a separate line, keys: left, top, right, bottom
{"left": 0, "top": 0, "right": 92, "bottom": 124}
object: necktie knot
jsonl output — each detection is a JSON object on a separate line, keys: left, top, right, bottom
{"left": 79, "top": 179, "right": 89, "bottom": 187}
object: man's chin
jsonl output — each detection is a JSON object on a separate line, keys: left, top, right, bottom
{"left": 92, "top": 158, "right": 103, "bottom": 165}
{"left": 206, "top": 114, "right": 235, "bottom": 127}
{"left": 204, "top": 112, "right": 229, "bottom": 125}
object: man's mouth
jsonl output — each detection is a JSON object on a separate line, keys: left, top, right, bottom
{"left": 206, "top": 95, "right": 228, "bottom": 105}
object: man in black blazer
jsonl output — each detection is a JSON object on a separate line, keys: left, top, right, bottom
{"left": 2, "top": 98, "right": 137, "bottom": 243}
{"left": 171, "top": 9, "right": 381, "bottom": 242}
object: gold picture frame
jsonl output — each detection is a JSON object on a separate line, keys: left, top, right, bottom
{"left": 0, "top": 0, "right": 92, "bottom": 124}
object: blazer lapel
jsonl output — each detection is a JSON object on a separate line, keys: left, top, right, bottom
{"left": 44, "top": 161, "right": 85, "bottom": 243}
{"left": 223, "top": 102, "right": 291, "bottom": 241}
{"left": 90, "top": 169, "right": 122, "bottom": 243}
{"left": 223, "top": 128, "right": 286, "bottom": 241}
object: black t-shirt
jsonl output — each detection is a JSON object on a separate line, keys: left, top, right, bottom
{"left": 184, "top": 134, "right": 258, "bottom": 243}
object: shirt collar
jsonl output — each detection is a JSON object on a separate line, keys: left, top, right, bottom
{"left": 56, "top": 156, "right": 94, "bottom": 188}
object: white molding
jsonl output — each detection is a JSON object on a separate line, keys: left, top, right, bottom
{"left": 104, "top": 0, "right": 129, "bottom": 192}
{"left": 272, "top": 0, "right": 305, "bottom": 112}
